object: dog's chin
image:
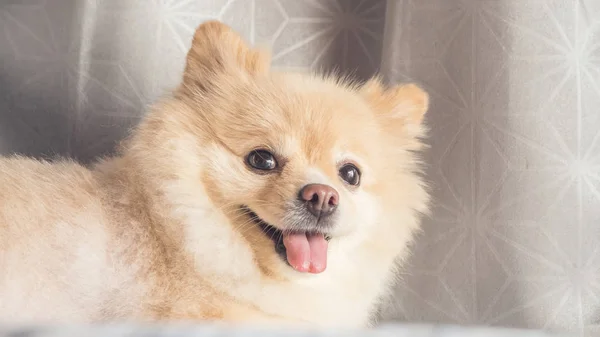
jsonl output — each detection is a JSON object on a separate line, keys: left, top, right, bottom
{"left": 239, "top": 206, "right": 332, "bottom": 270}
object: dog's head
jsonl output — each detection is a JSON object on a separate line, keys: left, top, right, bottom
{"left": 171, "top": 21, "right": 429, "bottom": 277}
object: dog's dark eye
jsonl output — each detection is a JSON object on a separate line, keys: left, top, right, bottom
{"left": 339, "top": 164, "right": 360, "bottom": 186}
{"left": 247, "top": 150, "right": 277, "bottom": 171}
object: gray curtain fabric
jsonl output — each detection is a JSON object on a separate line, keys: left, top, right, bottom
{"left": 0, "top": 1, "right": 599, "bottom": 334}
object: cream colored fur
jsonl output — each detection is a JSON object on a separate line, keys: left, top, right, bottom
{"left": 0, "top": 21, "right": 430, "bottom": 328}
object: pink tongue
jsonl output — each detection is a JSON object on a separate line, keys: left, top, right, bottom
{"left": 282, "top": 232, "right": 328, "bottom": 273}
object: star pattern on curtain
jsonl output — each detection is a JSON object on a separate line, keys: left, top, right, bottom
{"left": 380, "top": 1, "right": 600, "bottom": 334}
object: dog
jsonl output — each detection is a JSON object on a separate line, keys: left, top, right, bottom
{"left": 0, "top": 21, "right": 430, "bottom": 328}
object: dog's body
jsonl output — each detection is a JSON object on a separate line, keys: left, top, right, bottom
{"left": 0, "top": 22, "right": 430, "bottom": 327}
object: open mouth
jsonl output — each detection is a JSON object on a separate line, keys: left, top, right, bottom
{"left": 240, "top": 206, "right": 331, "bottom": 274}
{"left": 241, "top": 207, "right": 287, "bottom": 258}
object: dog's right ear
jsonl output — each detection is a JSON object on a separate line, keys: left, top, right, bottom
{"left": 360, "top": 78, "right": 429, "bottom": 147}
{"left": 182, "top": 21, "right": 271, "bottom": 90}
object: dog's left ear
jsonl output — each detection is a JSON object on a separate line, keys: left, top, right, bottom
{"left": 360, "top": 78, "right": 429, "bottom": 138}
{"left": 182, "top": 21, "right": 271, "bottom": 90}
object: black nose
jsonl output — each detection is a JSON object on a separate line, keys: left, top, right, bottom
{"left": 299, "top": 184, "right": 339, "bottom": 218}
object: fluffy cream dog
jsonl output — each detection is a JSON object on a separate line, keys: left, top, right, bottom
{"left": 0, "top": 21, "right": 429, "bottom": 328}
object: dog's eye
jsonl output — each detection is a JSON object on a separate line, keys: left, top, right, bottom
{"left": 247, "top": 150, "right": 278, "bottom": 171}
{"left": 339, "top": 164, "right": 360, "bottom": 186}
